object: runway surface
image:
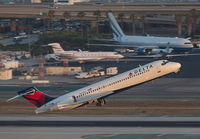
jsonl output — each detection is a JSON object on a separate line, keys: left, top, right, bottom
{"left": 2, "top": 120, "right": 200, "bottom": 127}
{"left": 1, "top": 114, "right": 200, "bottom": 139}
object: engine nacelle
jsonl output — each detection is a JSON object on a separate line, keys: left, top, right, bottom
{"left": 60, "top": 53, "right": 74, "bottom": 59}
{"left": 151, "top": 49, "right": 163, "bottom": 55}
{"left": 137, "top": 48, "right": 151, "bottom": 55}
{"left": 151, "top": 48, "right": 174, "bottom": 55}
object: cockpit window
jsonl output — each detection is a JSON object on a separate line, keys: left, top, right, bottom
{"left": 161, "top": 60, "right": 169, "bottom": 65}
{"left": 114, "top": 52, "right": 119, "bottom": 55}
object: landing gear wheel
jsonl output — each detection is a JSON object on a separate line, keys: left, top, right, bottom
{"left": 96, "top": 98, "right": 106, "bottom": 107}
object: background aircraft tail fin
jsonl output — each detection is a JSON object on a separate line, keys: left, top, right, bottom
{"left": 48, "top": 43, "right": 65, "bottom": 53}
{"left": 108, "top": 13, "right": 125, "bottom": 38}
{"left": 17, "top": 87, "right": 56, "bottom": 108}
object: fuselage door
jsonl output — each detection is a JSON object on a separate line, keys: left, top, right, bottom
{"left": 72, "top": 95, "right": 77, "bottom": 102}
{"left": 157, "top": 66, "right": 161, "bottom": 73}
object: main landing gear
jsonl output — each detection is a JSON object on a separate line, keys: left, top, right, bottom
{"left": 96, "top": 98, "right": 106, "bottom": 106}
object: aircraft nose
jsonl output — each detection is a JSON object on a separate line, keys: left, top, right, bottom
{"left": 120, "top": 55, "right": 124, "bottom": 58}
{"left": 173, "top": 62, "right": 181, "bottom": 70}
{"left": 176, "top": 63, "right": 181, "bottom": 69}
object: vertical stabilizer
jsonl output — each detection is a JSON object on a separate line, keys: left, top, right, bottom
{"left": 108, "top": 13, "right": 125, "bottom": 38}
{"left": 7, "top": 87, "right": 56, "bottom": 108}
{"left": 48, "top": 43, "right": 65, "bottom": 53}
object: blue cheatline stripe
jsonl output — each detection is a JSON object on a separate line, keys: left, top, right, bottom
{"left": 111, "top": 28, "right": 119, "bottom": 38}
{"left": 24, "top": 97, "right": 42, "bottom": 107}
{"left": 111, "top": 24, "right": 121, "bottom": 38}
{"left": 111, "top": 21, "right": 122, "bottom": 37}
{"left": 115, "top": 37, "right": 122, "bottom": 42}
{"left": 109, "top": 16, "right": 123, "bottom": 36}
{"left": 110, "top": 20, "right": 123, "bottom": 37}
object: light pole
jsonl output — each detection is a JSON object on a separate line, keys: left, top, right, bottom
{"left": 28, "top": 32, "right": 31, "bottom": 57}
{"left": 87, "top": 25, "right": 89, "bottom": 46}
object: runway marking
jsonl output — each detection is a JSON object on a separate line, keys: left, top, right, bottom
{"left": 49, "top": 114, "right": 69, "bottom": 118}
{"left": 157, "top": 133, "right": 166, "bottom": 137}
{"left": 85, "top": 133, "right": 118, "bottom": 138}
{"left": 161, "top": 115, "right": 169, "bottom": 117}
{"left": 0, "top": 85, "right": 20, "bottom": 87}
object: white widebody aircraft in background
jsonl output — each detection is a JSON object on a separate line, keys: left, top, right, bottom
{"left": 90, "top": 13, "right": 194, "bottom": 55}
{"left": 132, "top": 42, "right": 200, "bottom": 58}
{"left": 8, "top": 60, "right": 181, "bottom": 114}
{"left": 45, "top": 43, "right": 124, "bottom": 63}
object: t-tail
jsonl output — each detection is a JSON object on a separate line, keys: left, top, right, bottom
{"left": 108, "top": 12, "right": 125, "bottom": 38}
{"left": 48, "top": 43, "right": 65, "bottom": 54}
{"left": 7, "top": 87, "right": 56, "bottom": 108}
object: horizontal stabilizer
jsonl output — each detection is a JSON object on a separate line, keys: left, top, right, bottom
{"left": 7, "top": 94, "right": 23, "bottom": 101}
{"left": 41, "top": 45, "right": 52, "bottom": 47}
{"left": 7, "top": 87, "right": 38, "bottom": 101}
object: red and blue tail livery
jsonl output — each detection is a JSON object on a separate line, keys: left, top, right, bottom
{"left": 8, "top": 87, "right": 56, "bottom": 107}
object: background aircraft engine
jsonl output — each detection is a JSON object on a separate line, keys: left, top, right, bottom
{"left": 137, "top": 48, "right": 151, "bottom": 55}
{"left": 60, "top": 53, "right": 74, "bottom": 59}
{"left": 96, "top": 98, "right": 106, "bottom": 106}
{"left": 151, "top": 49, "right": 163, "bottom": 55}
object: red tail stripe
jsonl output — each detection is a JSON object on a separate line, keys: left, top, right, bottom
{"left": 25, "top": 91, "right": 46, "bottom": 107}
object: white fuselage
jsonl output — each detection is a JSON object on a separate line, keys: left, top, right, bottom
{"left": 48, "top": 43, "right": 124, "bottom": 62}
{"left": 114, "top": 36, "right": 193, "bottom": 52}
{"left": 35, "top": 60, "right": 181, "bottom": 113}
{"left": 59, "top": 51, "right": 124, "bottom": 60}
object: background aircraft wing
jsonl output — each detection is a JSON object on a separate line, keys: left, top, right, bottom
{"left": 87, "top": 44, "right": 158, "bottom": 49}
{"left": 166, "top": 53, "right": 200, "bottom": 57}
{"left": 129, "top": 54, "right": 164, "bottom": 58}
{"left": 130, "top": 53, "right": 200, "bottom": 58}
{"left": 74, "top": 58, "right": 105, "bottom": 63}
{"left": 74, "top": 58, "right": 103, "bottom": 61}
{"left": 91, "top": 38, "right": 118, "bottom": 43}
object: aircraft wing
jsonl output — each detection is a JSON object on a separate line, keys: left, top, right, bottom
{"left": 130, "top": 53, "right": 200, "bottom": 58}
{"left": 129, "top": 54, "right": 164, "bottom": 58}
{"left": 59, "top": 58, "right": 105, "bottom": 63}
{"left": 166, "top": 53, "right": 200, "bottom": 57}
{"left": 91, "top": 38, "right": 118, "bottom": 43}
{"left": 87, "top": 44, "right": 158, "bottom": 49}
{"left": 69, "top": 91, "right": 115, "bottom": 107}
{"left": 73, "top": 58, "right": 105, "bottom": 63}
{"left": 74, "top": 58, "right": 103, "bottom": 61}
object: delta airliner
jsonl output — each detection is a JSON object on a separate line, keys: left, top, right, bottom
{"left": 8, "top": 60, "right": 181, "bottom": 113}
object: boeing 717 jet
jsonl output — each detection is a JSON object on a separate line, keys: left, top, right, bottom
{"left": 8, "top": 60, "right": 181, "bottom": 113}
